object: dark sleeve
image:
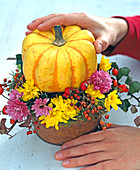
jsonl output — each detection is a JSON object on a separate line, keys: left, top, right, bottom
{"left": 102, "top": 16, "right": 140, "bottom": 61}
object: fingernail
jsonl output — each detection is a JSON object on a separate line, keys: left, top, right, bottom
{"left": 63, "top": 160, "right": 70, "bottom": 166}
{"left": 97, "top": 43, "right": 103, "bottom": 53}
{"left": 28, "top": 21, "right": 35, "bottom": 26}
{"left": 55, "top": 152, "right": 63, "bottom": 159}
{"left": 61, "top": 144, "right": 67, "bottom": 149}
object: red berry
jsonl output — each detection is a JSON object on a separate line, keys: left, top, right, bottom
{"left": 10, "top": 119, "right": 15, "bottom": 124}
{"left": 112, "top": 68, "right": 119, "bottom": 76}
{"left": 91, "top": 101, "right": 95, "bottom": 104}
{"left": 77, "top": 96, "right": 80, "bottom": 100}
{"left": 87, "top": 109, "right": 90, "bottom": 113}
{"left": 8, "top": 80, "right": 11, "bottom": 83}
{"left": 76, "top": 89, "right": 80, "bottom": 93}
{"left": 70, "top": 96, "right": 73, "bottom": 99}
{"left": 0, "top": 84, "right": 2, "bottom": 87}
{"left": 83, "top": 111, "right": 87, "bottom": 114}
{"left": 102, "top": 126, "right": 107, "bottom": 131}
{"left": 65, "top": 87, "right": 72, "bottom": 95}
{"left": 97, "top": 106, "right": 103, "bottom": 110}
{"left": 0, "top": 87, "right": 4, "bottom": 95}
{"left": 2, "top": 106, "right": 8, "bottom": 115}
{"left": 80, "top": 81, "right": 89, "bottom": 91}
{"left": 34, "top": 121, "right": 38, "bottom": 125}
{"left": 16, "top": 69, "right": 19, "bottom": 72}
{"left": 74, "top": 93, "right": 77, "bottom": 97}
{"left": 91, "top": 97, "right": 94, "bottom": 101}
{"left": 63, "top": 93, "right": 66, "bottom": 98}
{"left": 87, "top": 116, "right": 91, "bottom": 120}
{"left": 36, "top": 127, "right": 40, "bottom": 130}
{"left": 3, "top": 78, "right": 7, "bottom": 82}
{"left": 33, "top": 130, "right": 36, "bottom": 133}
{"left": 78, "top": 106, "right": 82, "bottom": 111}
{"left": 74, "top": 106, "right": 77, "bottom": 109}
{"left": 84, "top": 114, "right": 89, "bottom": 118}
{"left": 91, "top": 110, "right": 95, "bottom": 114}
{"left": 105, "top": 114, "right": 109, "bottom": 119}
{"left": 113, "top": 79, "right": 118, "bottom": 87}
{"left": 26, "top": 131, "right": 30, "bottom": 135}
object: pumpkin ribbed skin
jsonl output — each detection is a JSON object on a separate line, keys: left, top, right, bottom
{"left": 22, "top": 25, "right": 97, "bottom": 92}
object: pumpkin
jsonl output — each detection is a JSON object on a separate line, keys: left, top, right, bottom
{"left": 22, "top": 25, "right": 97, "bottom": 92}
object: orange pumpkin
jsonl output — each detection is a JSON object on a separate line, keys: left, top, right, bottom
{"left": 22, "top": 25, "right": 97, "bottom": 92}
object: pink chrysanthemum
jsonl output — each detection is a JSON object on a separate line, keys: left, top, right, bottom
{"left": 9, "top": 89, "right": 23, "bottom": 100}
{"left": 31, "top": 98, "right": 52, "bottom": 117}
{"left": 89, "top": 70, "right": 112, "bottom": 94}
{"left": 6, "top": 99, "right": 30, "bottom": 121}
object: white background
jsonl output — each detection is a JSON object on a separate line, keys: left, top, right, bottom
{"left": 0, "top": 0, "right": 140, "bottom": 169}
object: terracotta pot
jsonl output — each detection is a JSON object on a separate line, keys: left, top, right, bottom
{"left": 34, "top": 119, "right": 99, "bottom": 145}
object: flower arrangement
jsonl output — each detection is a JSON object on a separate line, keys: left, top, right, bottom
{"left": 0, "top": 54, "right": 140, "bottom": 139}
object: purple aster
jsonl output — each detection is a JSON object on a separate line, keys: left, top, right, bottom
{"left": 6, "top": 99, "right": 30, "bottom": 121}
{"left": 31, "top": 98, "right": 52, "bottom": 117}
{"left": 89, "top": 70, "right": 112, "bottom": 94}
{"left": 9, "top": 89, "right": 23, "bottom": 100}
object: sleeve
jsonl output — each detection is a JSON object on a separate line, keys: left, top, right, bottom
{"left": 102, "top": 16, "right": 140, "bottom": 61}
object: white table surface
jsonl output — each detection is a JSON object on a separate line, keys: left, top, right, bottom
{"left": 0, "top": 0, "right": 140, "bottom": 170}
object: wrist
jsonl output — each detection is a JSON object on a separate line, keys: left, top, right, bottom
{"left": 111, "top": 17, "right": 128, "bottom": 46}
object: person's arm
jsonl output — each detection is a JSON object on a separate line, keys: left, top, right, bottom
{"left": 103, "top": 16, "right": 140, "bottom": 60}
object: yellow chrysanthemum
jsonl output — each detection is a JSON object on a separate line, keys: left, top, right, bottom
{"left": 99, "top": 55, "right": 112, "bottom": 72}
{"left": 18, "top": 79, "right": 41, "bottom": 101}
{"left": 39, "top": 96, "right": 78, "bottom": 130}
{"left": 105, "top": 90, "right": 122, "bottom": 111}
{"left": 85, "top": 84, "right": 105, "bottom": 100}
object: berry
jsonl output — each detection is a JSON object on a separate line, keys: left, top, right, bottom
{"left": 74, "top": 93, "right": 77, "bottom": 97}
{"left": 76, "top": 89, "right": 80, "bottom": 93}
{"left": 74, "top": 106, "right": 77, "bottom": 109}
{"left": 112, "top": 68, "right": 119, "bottom": 76}
{"left": 91, "top": 110, "right": 95, "bottom": 114}
{"left": 84, "top": 114, "right": 89, "bottom": 118}
{"left": 10, "top": 119, "right": 15, "bottom": 124}
{"left": 3, "top": 78, "right": 7, "bottom": 82}
{"left": 91, "top": 101, "right": 95, "bottom": 104}
{"left": 102, "top": 126, "right": 107, "bottom": 131}
{"left": 0, "top": 87, "right": 4, "bottom": 95}
{"left": 34, "top": 121, "right": 38, "bottom": 125}
{"left": 87, "top": 109, "right": 90, "bottom": 113}
{"left": 77, "top": 96, "right": 80, "bottom": 100}
{"left": 63, "top": 93, "right": 66, "bottom": 98}
{"left": 105, "top": 114, "right": 109, "bottom": 119}
{"left": 65, "top": 87, "right": 72, "bottom": 95}
{"left": 8, "top": 80, "right": 11, "bottom": 83}
{"left": 97, "top": 106, "right": 103, "bottom": 110}
{"left": 36, "top": 127, "right": 40, "bottom": 130}
{"left": 100, "top": 121, "right": 104, "bottom": 125}
{"left": 87, "top": 116, "right": 91, "bottom": 120}
{"left": 80, "top": 81, "right": 89, "bottom": 91}
{"left": 16, "top": 69, "right": 19, "bottom": 72}
{"left": 33, "top": 130, "right": 36, "bottom": 133}
{"left": 118, "top": 84, "right": 129, "bottom": 93}
{"left": 2, "top": 106, "right": 8, "bottom": 115}
{"left": 113, "top": 79, "right": 118, "bottom": 87}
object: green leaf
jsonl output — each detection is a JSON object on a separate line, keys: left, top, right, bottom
{"left": 119, "top": 99, "right": 131, "bottom": 112}
{"left": 138, "top": 103, "right": 140, "bottom": 107}
{"left": 111, "top": 62, "right": 119, "bottom": 70}
{"left": 129, "top": 81, "right": 140, "bottom": 94}
{"left": 125, "top": 76, "right": 132, "bottom": 85}
{"left": 117, "top": 67, "right": 130, "bottom": 80}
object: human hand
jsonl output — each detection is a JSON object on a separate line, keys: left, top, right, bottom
{"left": 54, "top": 125, "right": 140, "bottom": 169}
{"left": 27, "top": 13, "right": 128, "bottom": 53}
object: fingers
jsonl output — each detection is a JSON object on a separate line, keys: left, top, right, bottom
{"left": 80, "top": 160, "right": 115, "bottom": 170}
{"left": 55, "top": 141, "right": 106, "bottom": 160}
{"left": 27, "top": 13, "right": 88, "bottom": 31}
{"left": 94, "top": 36, "right": 109, "bottom": 53}
{"left": 61, "top": 130, "right": 105, "bottom": 150}
{"left": 61, "top": 151, "right": 114, "bottom": 168}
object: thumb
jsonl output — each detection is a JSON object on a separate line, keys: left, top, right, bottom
{"left": 94, "top": 36, "right": 109, "bottom": 54}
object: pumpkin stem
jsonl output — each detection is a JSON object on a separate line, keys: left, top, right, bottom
{"left": 53, "top": 25, "right": 66, "bottom": 46}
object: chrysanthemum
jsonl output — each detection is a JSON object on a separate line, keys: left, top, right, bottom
{"left": 85, "top": 84, "right": 105, "bottom": 99}
{"left": 9, "top": 89, "right": 23, "bottom": 100}
{"left": 104, "top": 90, "right": 122, "bottom": 111}
{"left": 18, "top": 79, "right": 41, "bottom": 102}
{"left": 39, "top": 96, "right": 78, "bottom": 130}
{"left": 99, "top": 55, "right": 112, "bottom": 72}
{"left": 6, "top": 99, "right": 30, "bottom": 121}
{"left": 89, "top": 70, "right": 112, "bottom": 94}
{"left": 31, "top": 98, "right": 52, "bottom": 117}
